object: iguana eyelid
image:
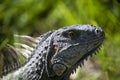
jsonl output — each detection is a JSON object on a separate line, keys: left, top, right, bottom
{"left": 62, "top": 29, "right": 79, "bottom": 39}
{"left": 67, "top": 31, "right": 77, "bottom": 39}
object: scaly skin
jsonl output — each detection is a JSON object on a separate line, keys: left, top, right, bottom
{"left": 2, "top": 24, "right": 105, "bottom": 80}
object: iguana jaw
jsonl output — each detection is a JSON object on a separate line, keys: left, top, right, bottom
{"left": 51, "top": 37, "right": 104, "bottom": 80}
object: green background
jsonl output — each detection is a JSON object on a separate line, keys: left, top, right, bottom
{"left": 0, "top": 0, "right": 120, "bottom": 80}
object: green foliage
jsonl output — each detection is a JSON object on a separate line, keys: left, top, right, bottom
{"left": 0, "top": 0, "right": 120, "bottom": 80}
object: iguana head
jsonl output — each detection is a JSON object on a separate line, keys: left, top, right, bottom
{"left": 47, "top": 24, "right": 105, "bottom": 79}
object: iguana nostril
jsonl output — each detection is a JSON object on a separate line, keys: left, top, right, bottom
{"left": 95, "top": 29, "right": 100, "bottom": 33}
{"left": 94, "top": 28, "right": 105, "bottom": 38}
{"left": 52, "top": 63, "right": 67, "bottom": 76}
{"left": 95, "top": 28, "right": 102, "bottom": 35}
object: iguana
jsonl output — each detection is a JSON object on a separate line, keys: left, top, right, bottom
{"left": 1, "top": 24, "right": 105, "bottom": 80}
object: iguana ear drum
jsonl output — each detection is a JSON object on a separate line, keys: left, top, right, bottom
{"left": 53, "top": 45, "right": 59, "bottom": 53}
{"left": 45, "top": 35, "right": 59, "bottom": 78}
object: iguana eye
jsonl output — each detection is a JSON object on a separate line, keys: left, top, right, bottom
{"left": 62, "top": 30, "right": 78, "bottom": 39}
{"left": 67, "top": 31, "right": 76, "bottom": 39}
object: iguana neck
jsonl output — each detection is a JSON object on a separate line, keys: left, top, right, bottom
{"left": 22, "top": 31, "right": 56, "bottom": 80}
{"left": 22, "top": 42, "right": 49, "bottom": 80}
